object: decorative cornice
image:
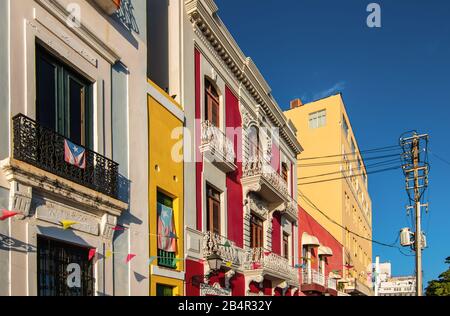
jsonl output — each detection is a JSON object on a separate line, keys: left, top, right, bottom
{"left": 35, "top": 0, "right": 121, "bottom": 64}
{"left": 186, "top": 0, "right": 302, "bottom": 155}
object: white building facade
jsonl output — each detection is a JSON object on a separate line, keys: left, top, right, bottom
{"left": 0, "top": 0, "right": 150, "bottom": 296}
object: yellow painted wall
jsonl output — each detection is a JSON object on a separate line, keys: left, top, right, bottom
{"left": 148, "top": 89, "right": 184, "bottom": 296}
{"left": 285, "top": 94, "right": 372, "bottom": 288}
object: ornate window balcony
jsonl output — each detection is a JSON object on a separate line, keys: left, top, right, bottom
{"left": 244, "top": 248, "right": 299, "bottom": 285}
{"left": 12, "top": 114, "right": 120, "bottom": 200}
{"left": 200, "top": 121, "right": 236, "bottom": 173}
{"left": 242, "top": 159, "right": 290, "bottom": 204}
{"left": 203, "top": 231, "right": 245, "bottom": 268}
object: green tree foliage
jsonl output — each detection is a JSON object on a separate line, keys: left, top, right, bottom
{"left": 425, "top": 257, "right": 450, "bottom": 296}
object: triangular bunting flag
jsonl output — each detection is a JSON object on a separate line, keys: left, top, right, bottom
{"left": 147, "top": 256, "right": 157, "bottom": 265}
{"left": 226, "top": 261, "right": 232, "bottom": 268}
{"left": 88, "top": 249, "right": 96, "bottom": 261}
{"left": 264, "top": 251, "right": 271, "bottom": 256}
{"left": 60, "top": 220, "right": 78, "bottom": 230}
{"left": 134, "top": 272, "right": 147, "bottom": 283}
{"left": 0, "top": 210, "right": 20, "bottom": 221}
{"left": 113, "top": 225, "right": 127, "bottom": 231}
{"left": 126, "top": 254, "right": 137, "bottom": 264}
{"left": 223, "top": 241, "right": 231, "bottom": 248}
{"left": 105, "top": 250, "right": 112, "bottom": 259}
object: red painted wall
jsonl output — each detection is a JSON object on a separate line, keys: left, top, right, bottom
{"left": 298, "top": 206, "right": 344, "bottom": 280}
{"left": 271, "top": 212, "right": 282, "bottom": 255}
{"left": 195, "top": 49, "right": 203, "bottom": 231}
{"left": 225, "top": 86, "right": 244, "bottom": 248}
{"left": 185, "top": 259, "right": 204, "bottom": 296}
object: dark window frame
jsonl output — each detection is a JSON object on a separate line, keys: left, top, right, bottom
{"left": 206, "top": 184, "right": 221, "bottom": 236}
{"left": 205, "top": 79, "right": 220, "bottom": 127}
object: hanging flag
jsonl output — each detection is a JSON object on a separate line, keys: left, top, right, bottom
{"left": 168, "top": 232, "right": 178, "bottom": 239}
{"left": 134, "top": 272, "right": 147, "bottom": 283}
{"left": 88, "top": 249, "right": 96, "bottom": 261}
{"left": 105, "top": 250, "right": 112, "bottom": 259}
{"left": 264, "top": 251, "right": 271, "bottom": 256}
{"left": 0, "top": 210, "right": 20, "bottom": 221}
{"left": 126, "top": 254, "right": 137, "bottom": 264}
{"left": 64, "top": 139, "right": 86, "bottom": 169}
{"left": 60, "top": 220, "right": 78, "bottom": 230}
{"left": 157, "top": 203, "right": 177, "bottom": 253}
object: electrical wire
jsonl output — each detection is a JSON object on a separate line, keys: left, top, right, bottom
{"left": 297, "top": 153, "right": 401, "bottom": 167}
{"left": 298, "top": 165, "right": 402, "bottom": 186}
{"left": 298, "top": 157, "right": 401, "bottom": 180}
{"left": 298, "top": 190, "right": 414, "bottom": 256}
{"left": 298, "top": 145, "right": 401, "bottom": 161}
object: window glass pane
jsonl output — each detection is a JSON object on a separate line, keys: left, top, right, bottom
{"left": 68, "top": 77, "right": 83, "bottom": 145}
{"left": 36, "top": 51, "right": 57, "bottom": 131}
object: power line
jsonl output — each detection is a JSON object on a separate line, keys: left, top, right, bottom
{"left": 298, "top": 145, "right": 401, "bottom": 161}
{"left": 298, "top": 190, "right": 414, "bottom": 257}
{"left": 298, "top": 157, "right": 401, "bottom": 180}
{"left": 297, "top": 153, "right": 401, "bottom": 167}
{"left": 298, "top": 165, "right": 402, "bottom": 186}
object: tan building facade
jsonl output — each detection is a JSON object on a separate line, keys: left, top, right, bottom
{"left": 285, "top": 94, "right": 373, "bottom": 296}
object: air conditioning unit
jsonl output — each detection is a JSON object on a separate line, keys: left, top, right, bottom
{"left": 400, "top": 228, "right": 414, "bottom": 247}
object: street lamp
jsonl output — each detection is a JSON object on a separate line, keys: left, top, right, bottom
{"left": 207, "top": 251, "right": 223, "bottom": 272}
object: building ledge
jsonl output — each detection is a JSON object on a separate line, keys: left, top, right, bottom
{"left": 0, "top": 157, "right": 128, "bottom": 218}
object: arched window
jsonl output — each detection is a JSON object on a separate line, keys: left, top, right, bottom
{"left": 248, "top": 125, "right": 260, "bottom": 161}
{"left": 205, "top": 79, "right": 220, "bottom": 127}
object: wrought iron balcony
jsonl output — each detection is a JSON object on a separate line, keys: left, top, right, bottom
{"left": 242, "top": 158, "right": 290, "bottom": 204}
{"left": 200, "top": 121, "right": 236, "bottom": 173}
{"left": 13, "top": 114, "right": 119, "bottom": 199}
{"left": 203, "top": 231, "right": 245, "bottom": 268}
{"left": 244, "top": 248, "right": 298, "bottom": 284}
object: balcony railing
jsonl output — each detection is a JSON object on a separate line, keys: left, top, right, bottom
{"left": 244, "top": 248, "right": 298, "bottom": 283}
{"left": 200, "top": 121, "right": 236, "bottom": 172}
{"left": 203, "top": 232, "right": 245, "bottom": 267}
{"left": 328, "top": 278, "right": 337, "bottom": 291}
{"left": 242, "top": 158, "right": 290, "bottom": 203}
{"left": 13, "top": 114, "right": 119, "bottom": 199}
{"left": 302, "top": 269, "right": 325, "bottom": 286}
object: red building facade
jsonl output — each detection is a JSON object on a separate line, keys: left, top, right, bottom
{"left": 298, "top": 206, "right": 344, "bottom": 296}
{"left": 178, "top": 0, "right": 303, "bottom": 296}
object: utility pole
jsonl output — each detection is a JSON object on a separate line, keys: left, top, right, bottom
{"left": 412, "top": 136, "right": 422, "bottom": 296}
{"left": 400, "top": 132, "right": 429, "bottom": 297}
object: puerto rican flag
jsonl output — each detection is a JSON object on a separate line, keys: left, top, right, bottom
{"left": 64, "top": 139, "right": 86, "bottom": 169}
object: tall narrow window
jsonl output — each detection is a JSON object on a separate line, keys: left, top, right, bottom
{"left": 206, "top": 185, "right": 221, "bottom": 236}
{"left": 205, "top": 79, "right": 220, "bottom": 127}
{"left": 248, "top": 126, "right": 260, "bottom": 161}
{"left": 281, "top": 162, "right": 288, "bottom": 182}
{"left": 250, "top": 214, "right": 264, "bottom": 249}
{"left": 37, "top": 236, "right": 94, "bottom": 296}
{"left": 36, "top": 45, "right": 93, "bottom": 148}
{"left": 283, "top": 233, "right": 289, "bottom": 260}
{"left": 157, "top": 192, "right": 177, "bottom": 269}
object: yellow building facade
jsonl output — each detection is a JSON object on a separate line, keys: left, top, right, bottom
{"left": 285, "top": 94, "right": 373, "bottom": 296}
{"left": 148, "top": 80, "right": 185, "bottom": 296}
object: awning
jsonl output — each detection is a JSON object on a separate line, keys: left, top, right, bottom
{"left": 302, "top": 232, "right": 320, "bottom": 247}
{"left": 318, "top": 246, "right": 333, "bottom": 257}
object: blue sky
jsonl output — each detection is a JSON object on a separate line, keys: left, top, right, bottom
{"left": 215, "top": 0, "right": 450, "bottom": 286}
